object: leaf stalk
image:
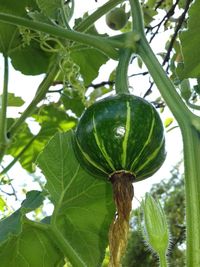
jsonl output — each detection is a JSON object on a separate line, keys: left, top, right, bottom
{"left": 0, "top": 56, "right": 9, "bottom": 162}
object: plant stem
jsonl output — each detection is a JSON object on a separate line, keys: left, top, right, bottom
{"left": 159, "top": 252, "right": 168, "bottom": 267}
{"left": 129, "top": 0, "right": 200, "bottom": 265}
{"left": 129, "top": 0, "right": 145, "bottom": 37}
{"left": 50, "top": 225, "right": 87, "bottom": 267}
{"left": 186, "top": 100, "right": 200, "bottom": 111}
{"left": 115, "top": 48, "right": 132, "bottom": 95}
{"left": 138, "top": 38, "right": 192, "bottom": 125}
{"left": 181, "top": 125, "right": 200, "bottom": 266}
{"left": 60, "top": 0, "right": 71, "bottom": 30}
{"left": 24, "top": 217, "right": 50, "bottom": 231}
{"left": 74, "top": 0, "right": 123, "bottom": 32}
{"left": 129, "top": 0, "right": 190, "bottom": 124}
{"left": 0, "top": 12, "right": 120, "bottom": 59}
{"left": 8, "top": 63, "right": 59, "bottom": 138}
{"left": 0, "top": 56, "right": 9, "bottom": 163}
{"left": 26, "top": 217, "right": 87, "bottom": 266}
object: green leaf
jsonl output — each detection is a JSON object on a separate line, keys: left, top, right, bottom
{"left": 6, "top": 93, "right": 25, "bottom": 107}
{"left": 0, "top": 0, "right": 51, "bottom": 74}
{"left": 61, "top": 89, "right": 85, "bottom": 117}
{"left": 0, "top": 210, "right": 22, "bottom": 245}
{"left": 6, "top": 105, "right": 76, "bottom": 172}
{"left": 71, "top": 47, "right": 108, "bottom": 86}
{"left": 0, "top": 196, "right": 6, "bottom": 211}
{"left": 37, "top": 131, "right": 115, "bottom": 267}
{"left": 33, "top": 104, "right": 76, "bottom": 130}
{"left": 0, "top": 0, "right": 35, "bottom": 54}
{"left": 0, "top": 190, "right": 64, "bottom": 266}
{"left": 36, "top": 0, "right": 61, "bottom": 19}
{"left": 164, "top": 117, "right": 173, "bottom": 128}
{"left": 0, "top": 190, "right": 44, "bottom": 246}
{"left": 9, "top": 43, "right": 51, "bottom": 75}
{"left": 146, "top": 0, "right": 157, "bottom": 8}
{"left": 6, "top": 122, "right": 37, "bottom": 172}
{"left": 36, "top": 0, "right": 73, "bottom": 25}
{"left": 179, "top": 0, "right": 200, "bottom": 78}
{"left": 0, "top": 224, "right": 64, "bottom": 267}
{"left": 21, "top": 190, "right": 45, "bottom": 211}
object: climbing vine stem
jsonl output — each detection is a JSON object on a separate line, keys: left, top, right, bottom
{"left": 129, "top": 0, "right": 200, "bottom": 265}
{"left": 0, "top": 12, "right": 121, "bottom": 59}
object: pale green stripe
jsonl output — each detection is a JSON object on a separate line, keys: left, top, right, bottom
{"left": 130, "top": 108, "right": 155, "bottom": 170}
{"left": 76, "top": 139, "right": 108, "bottom": 175}
{"left": 121, "top": 101, "right": 131, "bottom": 168}
{"left": 93, "top": 116, "right": 115, "bottom": 171}
{"left": 135, "top": 137, "right": 165, "bottom": 174}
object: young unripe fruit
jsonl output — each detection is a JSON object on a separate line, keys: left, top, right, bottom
{"left": 74, "top": 94, "right": 166, "bottom": 181}
{"left": 74, "top": 93, "right": 166, "bottom": 266}
{"left": 105, "top": 8, "right": 128, "bottom": 30}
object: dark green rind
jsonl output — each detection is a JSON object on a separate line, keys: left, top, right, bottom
{"left": 74, "top": 94, "right": 166, "bottom": 182}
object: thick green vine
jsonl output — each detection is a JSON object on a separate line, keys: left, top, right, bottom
{"left": 0, "top": 12, "right": 121, "bottom": 59}
{"left": 129, "top": 0, "right": 200, "bottom": 265}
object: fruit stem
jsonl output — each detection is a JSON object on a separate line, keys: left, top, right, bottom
{"left": 115, "top": 48, "right": 132, "bottom": 95}
{"left": 108, "top": 171, "right": 134, "bottom": 267}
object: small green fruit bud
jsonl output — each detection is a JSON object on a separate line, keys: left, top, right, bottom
{"left": 106, "top": 8, "right": 128, "bottom": 30}
{"left": 142, "top": 194, "right": 170, "bottom": 256}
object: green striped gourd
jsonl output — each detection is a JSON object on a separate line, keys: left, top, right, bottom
{"left": 74, "top": 94, "right": 166, "bottom": 181}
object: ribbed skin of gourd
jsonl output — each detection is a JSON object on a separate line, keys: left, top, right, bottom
{"left": 74, "top": 94, "right": 166, "bottom": 181}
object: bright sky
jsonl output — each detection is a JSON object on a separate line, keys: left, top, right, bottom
{"left": 0, "top": 0, "right": 183, "bottom": 211}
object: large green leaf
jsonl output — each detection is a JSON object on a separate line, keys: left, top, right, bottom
{"left": 9, "top": 42, "right": 51, "bottom": 75}
{"left": 0, "top": 224, "right": 64, "bottom": 267}
{"left": 179, "top": 0, "right": 200, "bottom": 78}
{"left": 71, "top": 20, "right": 108, "bottom": 86}
{"left": 0, "top": 0, "right": 51, "bottom": 74}
{"left": 71, "top": 47, "right": 108, "bottom": 86}
{"left": 61, "top": 89, "right": 85, "bottom": 117}
{"left": 0, "top": 190, "right": 64, "bottom": 266}
{"left": 37, "top": 131, "right": 115, "bottom": 267}
{"left": 0, "top": 0, "right": 33, "bottom": 54}
{"left": 0, "top": 190, "right": 44, "bottom": 245}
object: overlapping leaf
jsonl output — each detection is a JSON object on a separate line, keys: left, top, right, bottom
{"left": 71, "top": 47, "right": 108, "bottom": 86}
{"left": 0, "top": 0, "right": 51, "bottom": 74}
{"left": 0, "top": 190, "right": 65, "bottom": 266}
{"left": 0, "top": 224, "right": 64, "bottom": 267}
{"left": 0, "top": 190, "right": 44, "bottom": 245}
{"left": 7, "top": 105, "right": 76, "bottom": 172}
{"left": 37, "top": 131, "right": 115, "bottom": 267}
